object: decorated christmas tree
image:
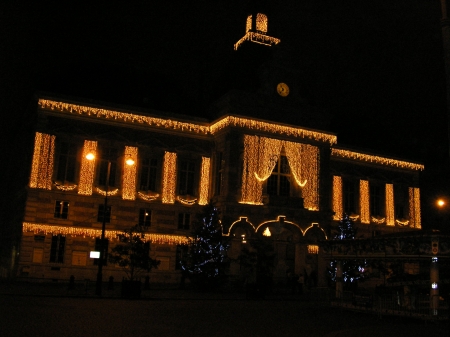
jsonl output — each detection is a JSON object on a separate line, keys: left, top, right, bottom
{"left": 329, "top": 214, "right": 367, "bottom": 288}
{"left": 181, "top": 204, "right": 229, "bottom": 289}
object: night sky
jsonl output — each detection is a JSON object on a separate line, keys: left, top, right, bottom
{"left": 1, "top": 1, "right": 449, "bottom": 230}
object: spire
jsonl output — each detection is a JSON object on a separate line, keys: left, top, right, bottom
{"left": 234, "top": 10, "right": 280, "bottom": 50}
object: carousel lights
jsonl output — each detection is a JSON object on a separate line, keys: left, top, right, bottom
{"left": 386, "top": 183, "right": 395, "bottom": 226}
{"left": 199, "top": 157, "right": 210, "bottom": 205}
{"left": 360, "top": 180, "right": 370, "bottom": 224}
{"left": 332, "top": 176, "right": 343, "bottom": 220}
{"left": 22, "top": 222, "right": 189, "bottom": 245}
{"left": 137, "top": 192, "right": 159, "bottom": 201}
{"left": 162, "top": 152, "right": 177, "bottom": 204}
{"left": 78, "top": 140, "right": 97, "bottom": 195}
{"left": 331, "top": 148, "right": 424, "bottom": 171}
{"left": 29, "top": 132, "right": 55, "bottom": 190}
{"left": 122, "top": 146, "right": 138, "bottom": 200}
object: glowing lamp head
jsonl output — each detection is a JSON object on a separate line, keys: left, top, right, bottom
{"left": 125, "top": 158, "right": 135, "bottom": 166}
{"left": 437, "top": 199, "right": 445, "bottom": 208}
{"left": 86, "top": 153, "right": 95, "bottom": 161}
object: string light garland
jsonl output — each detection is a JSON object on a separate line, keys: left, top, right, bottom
{"left": 137, "top": 192, "right": 159, "bottom": 201}
{"left": 54, "top": 183, "right": 77, "bottom": 191}
{"left": 29, "top": 132, "right": 55, "bottom": 190}
{"left": 256, "top": 13, "right": 268, "bottom": 32}
{"left": 331, "top": 148, "right": 424, "bottom": 171}
{"left": 225, "top": 217, "right": 255, "bottom": 236}
{"left": 22, "top": 222, "right": 189, "bottom": 245}
{"left": 308, "top": 245, "right": 319, "bottom": 254}
{"left": 395, "top": 219, "right": 410, "bottom": 226}
{"left": 122, "top": 146, "right": 138, "bottom": 200}
{"left": 304, "top": 223, "right": 327, "bottom": 239}
{"left": 235, "top": 13, "right": 280, "bottom": 50}
{"left": 199, "top": 157, "right": 210, "bottom": 205}
{"left": 162, "top": 152, "right": 177, "bottom": 204}
{"left": 177, "top": 196, "right": 197, "bottom": 205}
{"left": 409, "top": 187, "right": 421, "bottom": 229}
{"left": 371, "top": 217, "right": 386, "bottom": 224}
{"left": 385, "top": 183, "right": 395, "bottom": 226}
{"left": 332, "top": 176, "right": 343, "bottom": 220}
{"left": 95, "top": 187, "right": 119, "bottom": 197}
{"left": 360, "top": 180, "right": 370, "bottom": 224}
{"left": 78, "top": 140, "right": 97, "bottom": 195}
{"left": 349, "top": 215, "right": 360, "bottom": 221}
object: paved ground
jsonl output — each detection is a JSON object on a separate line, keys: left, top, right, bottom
{"left": 0, "top": 282, "right": 448, "bottom": 337}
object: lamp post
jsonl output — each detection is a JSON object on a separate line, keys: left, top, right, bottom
{"left": 86, "top": 153, "right": 134, "bottom": 296}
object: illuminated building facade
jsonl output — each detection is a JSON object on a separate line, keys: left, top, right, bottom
{"left": 16, "top": 95, "right": 423, "bottom": 285}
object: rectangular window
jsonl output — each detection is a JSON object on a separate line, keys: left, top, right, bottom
{"left": 140, "top": 158, "right": 158, "bottom": 191}
{"left": 215, "top": 152, "right": 223, "bottom": 196}
{"left": 93, "top": 238, "right": 109, "bottom": 266}
{"left": 97, "top": 204, "right": 111, "bottom": 223}
{"left": 98, "top": 147, "right": 118, "bottom": 187}
{"left": 343, "top": 180, "right": 356, "bottom": 214}
{"left": 72, "top": 251, "right": 87, "bottom": 266}
{"left": 178, "top": 160, "right": 195, "bottom": 195}
{"left": 157, "top": 256, "right": 170, "bottom": 270}
{"left": 139, "top": 209, "right": 151, "bottom": 227}
{"left": 267, "top": 155, "right": 291, "bottom": 196}
{"left": 50, "top": 235, "right": 65, "bottom": 263}
{"left": 178, "top": 213, "right": 190, "bottom": 230}
{"left": 54, "top": 200, "right": 69, "bottom": 219}
{"left": 370, "top": 184, "right": 382, "bottom": 217}
{"left": 33, "top": 248, "right": 43, "bottom": 263}
{"left": 176, "top": 245, "right": 188, "bottom": 270}
{"left": 56, "top": 141, "right": 77, "bottom": 183}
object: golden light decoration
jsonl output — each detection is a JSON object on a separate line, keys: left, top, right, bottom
{"left": 349, "top": 214, "right": 360, "bottom": 221}
{"left": 29, "top": 132, "right": 55, "bottom": 190}
{"left": 360, "top": 180, "right": 370, "bottom": 224}
{"left": 54, "top": 183, "right": 77, "bottom": 191}
{"left": 95, "top": 187, "right": 119, "bottom": 196}
{"left": 409, "top": 187, "right": 421, "bottom": 229}
{"left": 122, "top": 146, "right": 138, "bottom": 200}
{"left": 395, "top": 219, "right": 410, "bottom": 226}
{"left": 255, "top": 216, "right": 302, "bottom": 235}
{"left": 177, "top": 196, "right": 197, "bottom": 205}
{"left": 246, "top": 15, "right": 252, "bottom": 32}
{"left": 331, "top": 148, "right": 424, "bottom": 171}
{"left": 308, "top": 245, "right": 319, "bottom": 254}
{"left": 241, "top": 135, "right": 263, "bottom": 204}
{"left": 22, "top": 222, "right": 189, "bottom": 245}
{"left": 137, "top": 192, "right": 159, "bottom": 201}
{"left": 199, "top": 157, "right": 211, "bottom": 205}
{"left": 256, "top": 13, "right": 268, "bottom": 32}
{"left": 385, "top": 183, "right": 395, "bottom": 226}
{"left": 38, "top": 99, "right": 210, "bottom": 135}
{"left": 78, "top": 140, "right": 97, "bottom": 195}
{"left": 371, "top": 217, "right": 385, "bottom": 224}
{"left": 162, "top": 151, "right": 177, "bottom": 204}
{"left": 210, "top": 116, "right": 337, "bottom": 144}
{"left": 263, "top": 227, "right": 271, "bottom": 237}
{"left": 332, "top": 176, "right": 343, "bottom": 221}
{"left": 225, "top": 217, "right": 255, "bottom": 236}
{"left": 303, "top": 223, "right": 327, "bottom": 239}
{"left": 234, "top": 13, "right": 279, "bottom": 50}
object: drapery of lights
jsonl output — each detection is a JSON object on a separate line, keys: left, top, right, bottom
{"left": 409, "top": 187, "right": 421, "bottom": 229}
{"left": 371, "top": 217, "right": 386, "bottom": 224}
{"left": 122, "top": 146, "right": 138, "bottom": 200}
{"left": 296, "top": 144, "right": 319, "bottom": 210}
{"left": 331, "top": 148, "right": 424, "bottom": 171}
{"left": 137, "top": 192, "right": 159, "bottom": 201}
{"left": 332, "top": 176, "right": 343, "bottom": 220}
{"left": 360, "top": 180, "right": 370, "bottom": 224}
{"left": 54, "top": 183, "right": 77, "bottom": 191}
{"left": 284, "top": 141, "right": 309, "bottom": 187}
{"left": 29, "top": 132, "right": 55, "bottom": 190}
{"left": 199, "top": 157, "right": 211, "bottom": 205}
{"left": 162, "top": 151, "right": 177, "bottom": 204}
{"left": 95, "top": 187, "right": 119, "bottom": 196}
{"left": 78, "top": 140, "right": 97, "bottom": 195}
{"left": 241, "top": 135, "right": 262, "bottom": 204}
{"left": 308, "top": 245, "right": 319, "bottom": 254}
{"left": 22, "top": 222, "right": 189, "bottom": 245}
{"left": 385, "top": 183, "right": 395, "bottom": 226}
{"left": 210, "top": 116, "right": 336, "bottom": 144}
{"left": 254, "top": 137, "right": 282, "bottom": 181}
{"left": 38, "top": 99, "right": 210, "bottom": 135}
{"left": 177, "top": 196, "right": 197, "bottom": 205}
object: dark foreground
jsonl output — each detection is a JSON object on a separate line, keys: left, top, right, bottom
{"left": 0, "top": 289, "right": 447, "bottom": 337}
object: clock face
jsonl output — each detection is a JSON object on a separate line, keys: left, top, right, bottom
{"left": 277, "top": 82, "right": 289, "bottom": 97}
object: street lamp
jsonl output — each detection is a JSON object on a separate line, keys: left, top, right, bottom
{"left": 86, "top": 152, "right": 135, "bottom": 296}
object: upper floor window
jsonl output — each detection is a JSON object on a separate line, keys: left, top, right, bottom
{"left": 267, "top": 155, "right": 291, "bottom": 196}
{"left": 370, "top": 184, "right": 383, "bottom": 217}
{"left": 50, "top": 235, "right": 65, "bottom": 263}
{"left": 54, "top": 200, "right": 69, "bottom": 219}
{"left": 97, "top": 204, "right": 111, "bottom": 223}
{"left": 215, "top": 152, "right": 224, "bottom": 196}
{"left": 98, "top": 146, "right": 118, "bottom": 188}
{"left": 139, "top": 208, "right": 152, "bottom": 227}
{"left": 178, "top": 213, "right": 191, "bottom": 230}
{"left": 343, "top": 179, "right": 356, "bottom": 214}
{"left": 55, "top": 141, "right": 77, "bottom": 184}
{"left": 140, "top": 157, "right": 158, "bottom": 192}
{"left": 178, "top": 160, "right": 195, "bottom": 195}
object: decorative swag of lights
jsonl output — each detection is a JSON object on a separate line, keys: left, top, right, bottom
{"left": 241, "top": 135, "right": 319, "bottom": 210}
{"left": 22, "top": 222, "right": 189, "bottom": 245}
{"left": 38, "top": 99, "right": 337, "bottom": 144}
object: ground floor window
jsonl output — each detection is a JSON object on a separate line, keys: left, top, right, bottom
{"left": 72, "top": 251, "right": 87, "bottom": 266}
{"left": 50, "top": 235, "right": 65, "bottom": 263}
